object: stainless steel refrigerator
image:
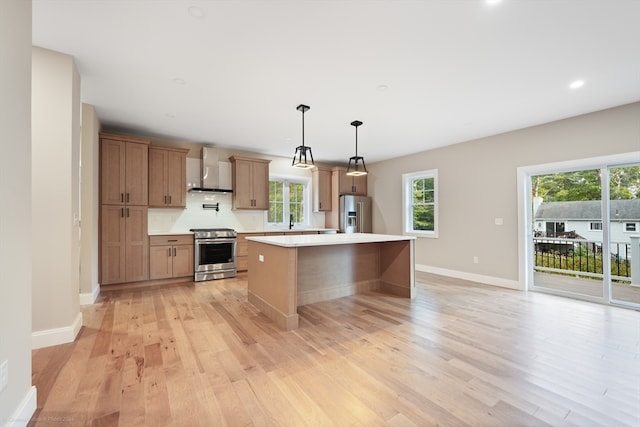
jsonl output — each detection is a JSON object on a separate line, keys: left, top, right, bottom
{"left": 339, "top": 195, "right": 372, "bottom": 233}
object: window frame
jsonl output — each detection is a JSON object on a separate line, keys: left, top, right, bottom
{"left": 589, "top": 221, "right": 603, "bottom": 231}
{"left": 402, "top": 169, "right": 438, "bottom": 238}
{"left": 624, "top": 222, "right": 637, "bottom": 232}
{"left": 266, "top": 175, "right": 311, "bottom": 228}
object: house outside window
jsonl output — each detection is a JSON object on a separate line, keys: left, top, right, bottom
{"left": 402, "top": 169, "right": 438, "bottom": 237}
{"left": 590, "top": 222, "right": 603, "bottom": 231}
{"left": 268, "top": 178, "right": 308, "bottom": 226}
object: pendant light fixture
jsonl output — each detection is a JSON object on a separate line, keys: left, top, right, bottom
{"left": 346, "top": 120, "right": 367, "bottom": 176}
{"left": 292, "top": 104, "right": 315, "bottom": 169}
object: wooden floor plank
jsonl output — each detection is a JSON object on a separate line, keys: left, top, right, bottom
{"left": 28, "top": 272, "right": 640, "bottom": 427}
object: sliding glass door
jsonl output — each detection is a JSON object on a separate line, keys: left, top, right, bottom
{"left": 531, "top": 169, "right": 605, "bottom": 299}
{"left": 609, "top": 164, "right": 640, "bottom": 307}
{"left": 527, "top": 161, "right": 639, "bottom": 309}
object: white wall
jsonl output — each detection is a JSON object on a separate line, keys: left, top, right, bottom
{"left": 31, "top": 47, "right": 82, "bottom": 348}
{"left": 368, "top": 102, "right": 640, "bottom": 289}
{"left": 0, "top": 1, "right": 37, "bottom": 425}
{"left": 80, "top": 104, "right": 100, "bottom": 304}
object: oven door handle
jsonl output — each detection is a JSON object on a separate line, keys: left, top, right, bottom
{"left": 195, "top": 238, "right": 237, "bottom": 244}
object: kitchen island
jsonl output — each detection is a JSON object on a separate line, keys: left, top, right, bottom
{"left": 246, "top": 233, "right": 415, "bottom": 330}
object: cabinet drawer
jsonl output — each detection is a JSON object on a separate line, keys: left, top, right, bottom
{"left": 149, "top": 235, "right": 193, "bottom": 246}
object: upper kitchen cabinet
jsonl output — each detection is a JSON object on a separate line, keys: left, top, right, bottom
{"left": 100, "top": 133, "right": 150, "bottom": 206}
{"left": 312, "top": 166, "right": 332, "bottom": 212}
{"left": 335, "top": 167, "right": 367, "bottom": 196}
{"left": 148, "top": 146, "right": 188, "bottom": 208}
{"left": 229, "top": 156, "right": 271, "bottom": 210}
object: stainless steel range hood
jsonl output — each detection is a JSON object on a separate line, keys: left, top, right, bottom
{"left": 190, "top": 146, "right": 233, "bottom": 193}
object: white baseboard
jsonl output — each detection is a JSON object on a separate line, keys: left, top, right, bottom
{"left": 31, "top": 312, "right": 83, "bottom": 350}
{"left": 4, "top": 385, "right": 37, "bottom": 427}
{"left": 416, "top": 264, "right": 523, "bottom": 290}
{"left": 79, "top": 284, "right": 100, "bottom": 305}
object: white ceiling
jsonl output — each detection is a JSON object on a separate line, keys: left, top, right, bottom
{"left": 32, "top": 0, "right": 640, "bottom": 165}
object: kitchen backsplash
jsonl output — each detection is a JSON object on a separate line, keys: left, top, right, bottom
{"left": 148, "top": 157, "right": 326, "bottom": 233}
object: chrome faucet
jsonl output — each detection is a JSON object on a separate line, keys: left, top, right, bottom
{"left": 289, "top": 214, "right": 294, "bottom": 230}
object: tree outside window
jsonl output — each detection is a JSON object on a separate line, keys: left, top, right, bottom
{"left": 403, "top": 170, "right": 438, "bottom": 237}
{"left": 269, "top": 181, "right": 285, "bottom": 223}
{"left": 412, "top": 177, "right": 435, "bottom": 231}
{"left": 268, "top": 179, "right": 307, "bottom": 226}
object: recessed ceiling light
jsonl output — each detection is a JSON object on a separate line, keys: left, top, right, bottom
{"left": 569, "top": 80, "right": 585, "bottom": 89}
{"left": 485, "top": 0, "right": 503, "bottom": 6}
{"left": 172, "top": 78, "right": 186, "bottom": 85}
{"left": 377, "top": 85, "right": 389, "bottom": 92}
{"left": 188, "top": 6, "right": 205, "bottom": 18}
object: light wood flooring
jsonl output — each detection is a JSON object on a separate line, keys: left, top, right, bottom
{"left": 29, "top": 272, "right": 640, "bottom": 427}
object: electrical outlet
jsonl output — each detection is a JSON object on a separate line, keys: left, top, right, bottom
{"left": 0, "top": 360, "right": 8, "bottom": 393}
{"left": 473, "top": 256, "right": 479, "bottom": 264}
{"left": 259, "top": 254, "right": 264, "bottom": 262}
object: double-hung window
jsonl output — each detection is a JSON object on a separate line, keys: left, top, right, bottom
{"left": 268, "top": 177, "right": 309, "bottom": 226}
{"left": 402, "top": 169, "right": 438, "bottom": 237}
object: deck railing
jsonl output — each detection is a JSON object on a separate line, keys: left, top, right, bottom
{"left": 533, "top": 237, "right": 631, "bottom": 281}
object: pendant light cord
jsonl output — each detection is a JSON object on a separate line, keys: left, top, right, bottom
{"left": 354, "top": 125, "right": 358, "bottom": 156}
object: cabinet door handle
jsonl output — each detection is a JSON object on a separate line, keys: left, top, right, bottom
{"left": 173, "top": 248, "right": 176, "bottom": 256}
{"left": 168, "top": 248, "right": 172, "bottom": 257}
{"left": 126, "top": 193, "right": 130, "bottom": 203}
{"left": 121, "top": 208, "right": 125, "bottom": 218}
{"left": 168, "top": 239, "right": 178, "bottom": 242}
{"left": 121, "top": 193, "right": 124, "bottom": 203}
{"left": 169, "top": 195, "right": 172, "bottom": 204}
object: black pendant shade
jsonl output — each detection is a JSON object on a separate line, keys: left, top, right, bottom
{"left": 346, "top": 120, "right": 367, "bottom": 176}
{"left": 292, "top": 104, "right": 315, "bottom": 169}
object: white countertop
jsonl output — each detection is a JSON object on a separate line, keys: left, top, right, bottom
{"left": 148, "top": 228, "right": 337, "bottom": 236}
{"left": 246, "top": 233, "right": 415, "bottom": 248}
{"left": 238, "top": 228, "right": 338, "bottom": 234}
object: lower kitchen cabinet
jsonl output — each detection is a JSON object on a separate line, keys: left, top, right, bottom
{"left": 149, "top": 235, "right": 194, "bottom": 279}
{"left": 100, "top": 205, "right": 149, "bottom": 284}
{"left": 236, "top": 233, "right": 263, "bottom": 272}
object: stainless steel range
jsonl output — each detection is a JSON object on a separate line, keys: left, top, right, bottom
{"left": 190, "top": 228, "right": 237, "bottom": 281}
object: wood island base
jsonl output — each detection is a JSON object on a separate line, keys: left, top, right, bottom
{"left": 247, "top": 234, "right": 415, "bottom": 331}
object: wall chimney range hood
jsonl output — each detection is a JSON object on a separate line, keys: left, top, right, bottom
{"left": 190, "top": 147, "right": 234, "bottom": 193}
